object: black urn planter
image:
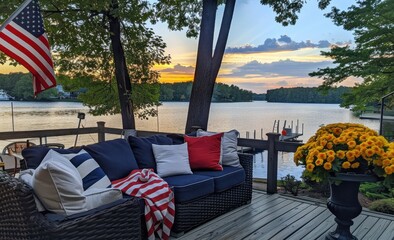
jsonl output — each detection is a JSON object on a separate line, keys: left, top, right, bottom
{"left": 326, "top": 173, "right": 378, "bottom": 240}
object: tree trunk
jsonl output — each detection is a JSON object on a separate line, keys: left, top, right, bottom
{"left": 109, "top": 0, "right": 135, "bottom": 129}
{"left": 185, "top": 0, "right": 236, "bottom": 133}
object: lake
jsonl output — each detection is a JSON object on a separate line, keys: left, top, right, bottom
{"left": 0, "top": 101, "right": 380, "bottom": 179}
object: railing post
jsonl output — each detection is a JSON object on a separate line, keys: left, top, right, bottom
{"left": 97, "top": 121, "right": 106, "bottom": 142}
{"left": 266, "top": 132, "right": 280, "bottom": 194}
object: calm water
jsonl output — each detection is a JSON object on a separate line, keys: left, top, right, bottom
{"left": 0, "top": 101, "right": 379, "bottom": 179}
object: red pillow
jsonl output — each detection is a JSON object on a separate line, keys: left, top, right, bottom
{"left": 184, "top": 133, "right": 223, "bottom": 171}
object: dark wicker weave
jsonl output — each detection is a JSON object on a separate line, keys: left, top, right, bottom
{"left": 0, "top": 171, "right": 142, "bottom": 240}
{"left": 171, "top": 153, "right": 253, "bottom": 235}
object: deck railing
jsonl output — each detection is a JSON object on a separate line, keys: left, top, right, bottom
{"left": 0, "top": 122, "right": 303, "bottom": 194}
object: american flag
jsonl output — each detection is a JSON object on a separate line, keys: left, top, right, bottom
{"left": 0, "top": 0, "right": 56, "bottom": 95}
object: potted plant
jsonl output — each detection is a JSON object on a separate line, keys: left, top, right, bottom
{"left": 294, "top": 123, "right": 394, "bottom": 240}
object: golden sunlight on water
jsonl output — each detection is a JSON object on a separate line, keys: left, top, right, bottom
{"left": 0, "top": 101, "right": 379, "bottom": 147}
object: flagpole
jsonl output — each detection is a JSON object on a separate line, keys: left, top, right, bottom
{"left": 0, "top": 0, "right": 33, "bottom": 32}
{"left": 11, "top": 101, "right": 15, "bottom": 131}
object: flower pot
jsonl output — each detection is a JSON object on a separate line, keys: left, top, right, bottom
{"left": 326, "top": 173, "right": 377, "bottom": 240}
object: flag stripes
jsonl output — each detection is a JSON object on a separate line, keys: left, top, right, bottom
{"left": 0, "top": 0, "right": 56, "bottom": 95}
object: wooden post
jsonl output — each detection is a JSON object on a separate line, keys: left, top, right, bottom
{"left": 97, "top": 121, "right": 106, "bottom": 142}
{"left": 266, "top": 132, "right": 280, "bottom": 194}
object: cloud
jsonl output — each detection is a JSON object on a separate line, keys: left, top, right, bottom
{"left": 222, "top": 59, "right": 333, "bottom": 78}
{"left": 226, "top": 35, "right": 349, "bottom": 54}
{"left": 160, "top": 64, "right": 195, "bottom": 74}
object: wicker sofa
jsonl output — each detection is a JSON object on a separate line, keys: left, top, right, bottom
{"left": 0, "top": 172, "right": 142, "bottom": 240}
{"left": 0, "top": 137, "right": 253, "bottom": 239}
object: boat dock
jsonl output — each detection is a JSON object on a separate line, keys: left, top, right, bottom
{"left": 359, "top": 113, "right": 394, "bottom": 121}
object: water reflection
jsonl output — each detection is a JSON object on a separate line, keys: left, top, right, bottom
{"left": 0, "top": 101, "right": 380, "bottom": 179}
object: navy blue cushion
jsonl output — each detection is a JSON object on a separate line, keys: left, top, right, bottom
{"left": 193, "top": 166, "right": 245, "bottom": 192}
{"left": 22, "top": 146, "right": 81, "bottom": 169}
{"left": 128, "top": 135, "right": 173, "bottom": 170}
{"left": 83, "top": 139, "right": 139, "bottom": 181}
{"left": 163, "top": 174, "right": 214, "bottom": 203}
{"left": 166, "top": 134, "right": 184, "bottom": 145}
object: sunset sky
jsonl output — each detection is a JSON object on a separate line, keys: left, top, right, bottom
{"left": 152, "top": 0, "right": 358, "bottom": 93}
{"left": 1, "top": 0, "right": 358, "bottom": 94}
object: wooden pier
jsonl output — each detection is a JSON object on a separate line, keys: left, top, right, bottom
{"left": 175, "top": 190, "right": 394, "bottom": 240}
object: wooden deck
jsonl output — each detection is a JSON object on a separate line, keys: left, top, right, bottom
{"left": 175, "top": 190, "right": 394, "bottom": 240}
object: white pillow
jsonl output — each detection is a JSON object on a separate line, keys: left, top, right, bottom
{"left": 197, "top": 129, "right": 241, "bottom": 167}
{"left": 152, "top": 143, "right": 193, "bottom": 177}
{"left": 19, "top": 169, "right": 46, "bottom": 212}
{"left": 32, "top": 150, "right": 87, "bottom": 215}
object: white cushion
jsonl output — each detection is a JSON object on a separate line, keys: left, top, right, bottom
{"left": 152, "top": 143, "right": 193, "bottom": 177}
{"left": 32, "top": 150, "right": 87, "bottom": 215}
{"left": 197, "top": 129, "right": 241, "bottom": 167}
{"left": 19, "top": 169, "right": 46, "bottom": 212}
{"left": 84, "top": 188, "right": 123, "bottom": 210}
{"left": 61, "top": 149, "right": 112, "bottom": 191}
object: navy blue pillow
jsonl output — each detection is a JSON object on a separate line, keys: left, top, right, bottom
{"left": 83, "top": 139, "right": 139, "bottom": 181}
{"left": 128, "top": 135, "right": 173, "bottom": 170}
{"left": 22, "top": 146, "right": 81, "bottom": 169}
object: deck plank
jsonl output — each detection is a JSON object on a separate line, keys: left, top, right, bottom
{"left": 246, "top": 204, "right": 323, "bottom": 240}
{"left": 379, "top": 221, "right": 394, "bottom": 240}
{"left": 268, "top": 206, "right": 327, "bottom": 240}
{"left": 286, "top": 208, "right": 332, "bottom": 240}
{"left": 353, "top": 216, "right": 379, "bottom": 239}
{"left": 361, "top": 218, "right": 391, "bottom": 240}
{"left": 172, "top": 190, "right": 394, "bottom": 240}
{"left": 215, "top": 200, "right": 303, "bottom": 240}
{"left": 178, "top": 194, "right": 281, "bottom": 240}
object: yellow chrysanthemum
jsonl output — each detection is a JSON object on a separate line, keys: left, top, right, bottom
{"left": 336, "top": 150, "right": 346, "bottom": 159}
{"left": 366, "top": 140, "right": 374, "bottom": 146}
{"left": 359, "top": 134, "right": 368, "bottom": 141}
{"left": 382, "top": 159, "right": 391, "bottom": 167}
{"left": 327, "top": 155, "right": 335, "bottom": 162}
{"left": 326, "top": 142, "right": 333, "bottom": 150}
{"left": 323, "top": 162, "right": 332, "bottom": 170}
{"left": 384, "top": 166, "right": 393, "bottom": 175}
{"left": 326, "top": 134, "right": 334, "bottom": 141}
{"left": 337, "top": 136, "right": 347, "bottom": 144}
{"left": 346, "top": 151, "right": 356, "bottom": 162}
{"left": 365, "top": 148, "right": 375, "bottom": 157}
{"left": 306, "top": 164, "right": 315, "bottom": 172}
{"left": 320, "top": 139, "right": 327, "bottom": 147}
{"left": 333, "top": 128, "right": 342, "bottom": 136}
{"left": 342, "top": 161, "right": 351, "bottom": 169}
{"left": 353, "top": 149, "right": 361, "bottom": 158}
{"left": 315, "top": 159, "right": 324, "bottom": 166}
{"left": 347, "top": 140, "right": 357, "bottom": 149}
{"left": 317, "top": 152, "right": 327, "bottom": 160}
{"left": 351, "top": 162, "right": 360, "bottom": 169}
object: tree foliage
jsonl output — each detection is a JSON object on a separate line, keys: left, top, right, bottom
{"left": 159, "top": 81, "right": 253, "bottom": 102}
{"left": 0, "top": 73, "right": 57, "bottom": 100}
{"left": 266, "top": 86, "right": 351, "bottom": 103}
{"left": 0, "top": 0, "right": 169, "bottom": 124}
{"left": 310, "top": 0, "right": 394, "bottom": 111}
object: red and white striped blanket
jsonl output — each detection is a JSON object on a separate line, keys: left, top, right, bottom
{"left": 112, "top": 169, "right": 175, "bottom": 240}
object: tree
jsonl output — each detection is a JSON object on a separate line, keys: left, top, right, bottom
{"left": 0, "top": 0, "right": 170, "bottom": 129}
{"left": 155, "top": 0, "right": 331, "bottom": 133}
{"left": 309, "top": 0, "right": 394, "bottom": 112}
